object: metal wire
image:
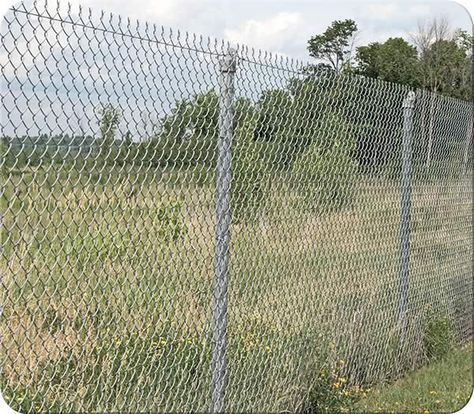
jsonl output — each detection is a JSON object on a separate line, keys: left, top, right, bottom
{"left": 1, "top": 1, "right": 472, "bottom": 413}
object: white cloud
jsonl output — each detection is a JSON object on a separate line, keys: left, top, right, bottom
{"left": 366, "top": 4, "right": 399, "bottom": 19}
{"left": 1, "top": 0, "right": 471, "bottom": 65}
{"left": 62, "top": 0, "right": 225, "bottom": 39}
{"left": 364, "top": 3, "right": 432, "bottom": 23}
{"left": 224, "top": 12, "right": 308, "bottom": 55}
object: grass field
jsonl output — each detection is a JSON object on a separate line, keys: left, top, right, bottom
{"left": 351, "top": 342, "right": 473, "bottom": 413}
{"left": 1, "top": 163, "right": 472, "bottom": 412}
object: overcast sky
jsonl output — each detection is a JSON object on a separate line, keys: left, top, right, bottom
{"left": 0, "top": 0, "right": 472, "bottom": 138}
{"left": 23, "top": 0, "right": 472, "bottom": 61}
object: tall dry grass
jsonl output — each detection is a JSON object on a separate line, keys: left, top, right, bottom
{"left": 1, "top": 167, "right": 472, "bottom": 412}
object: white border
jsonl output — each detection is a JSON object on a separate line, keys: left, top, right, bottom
{"left": 0, "top": 1, "right": 472, "bottom": 414}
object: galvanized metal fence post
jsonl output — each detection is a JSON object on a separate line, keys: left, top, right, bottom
{"left": 211, "top": 49, "right": 237, "bottom": 413}
{"left": 398, "top": 91, "right": 415, "bottom": 340}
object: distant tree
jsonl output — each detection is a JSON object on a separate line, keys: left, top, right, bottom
{"left": 454, "top": 29, "right": 473, "bottom": 101}
{"left": 410, "top": 17, "right": 451, "bottom": 56}
{"left": 265, "top": 76, "right": 334, "bottom": 169}
{"left": 93, "top": 104, "right": 122, "bottom": 167}
{"left": 408, "top": 18, "right": 472, "bottom": 168}
{"left": 455, "top": 29, "right": 474, "bottom": 54}
{"left": 232, "top": 115, "right": 267, "bottom": 222}
{"left": 422, "top": 39, "right": 468, "bottom": 97}
{"left": 96, "top": 104, "right": 121, "bottom": 143}
{"left": 356, "top": 37, "right": 421, "bottom": 87}
{"left": 423, "top": 39, "right": 470, "bottom": 166}
{"left": 160, "top": 91, "right": 254, "bottom": 143}
{"left": 254, "top": 89, "right": 293, "bottom": 142}
{"left": 151, "top": 91, "right": 256, "bottom": 168}
{"left": 291, "top": 113, "right": 358, "bottom": 213}
{"left": 410, "top": 17, "right": 471, "bottom": 99}
{"left": 307, "top": 19, "right": 358, "bottom": 73}
{"left": 122, "top": 131, "right": 133, "bottom": 144}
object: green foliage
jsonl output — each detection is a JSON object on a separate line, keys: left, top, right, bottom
{"left": 1, "top": 382, "right": 62, "bottom": 413}
{"left": 308, "top": 18, "right": 472, "bottom": 100}
{"left": 454, "top": 29, "right": 474, "bottom": 55}
{"left": 95, "top": 104, "right": 124, "bottom": 165}
{"left": 422, "top": 39, "right": 470, "bottom": 99}
{"left": 139, "top": 91, "right": 266, "bottom": 222}
{"left": 161, "top": 90, "right": 219, "bottom": 143}
{"left": 5, "top": 176, "right": 187, "bottom": 274}
{"left": 143, "top": 130, "right": 216, "bottom": 168}
{"left": 2, "top": 331, "right": 210, "bottom": 413}
{"left": 307, "top": 19, "right": 358, "bottom": 73}
{"left": 301, "top": 361, "right": 364, "bottom": 413}
{"left": 254, "top": 83, "right": 315, "bottom": 169}
{"left": 352, "top": 343, "right": 473, "bottom": 414}
{"left": 148, "top": 92, "right": 256, "bottom": 169}
{"left": 79, "top": 332, "right": 209, "bottom": 411}
{"left": 356, "top": 38, "right": 421, "bottom": 87}
{"left": 424, "top": 313, "right": 454, "bottom": 360}
{"left": 232, "top": 117, "right": 267, "bottom": 223}
{"left": 97, "top": 104, "right": 121, "bottom": 143}
{"left": 155, "top": 201, "right": 186, "bottom": 241}
{"left": 291, "top": 114, "right": 358, "bottom": 213}
{"left": 254, "top": 89, "right": 293, "bottom": 142}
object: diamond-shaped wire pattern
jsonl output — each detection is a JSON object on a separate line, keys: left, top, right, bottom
{"left": 1, "top": 1, "right": 473, "bottom": 413}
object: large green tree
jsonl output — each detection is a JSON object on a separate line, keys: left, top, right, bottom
{"left": 422, "top": 39, "right": 469, "bottom": 98}
{"left": 410, "top": 19, "right": 472, "bottom": 99}
{"left": 152, "top": 91, "right": 255, "bottom": 168}
{"left": 356, "top": 37, "right": 421, "bottom": 87}
{"left": 307, "top": 19, "right": 358, "bottom": 73}
{"left": 408, "top": 19, "right": 472, "bottom": 169}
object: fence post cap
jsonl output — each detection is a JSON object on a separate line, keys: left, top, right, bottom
{"left": 219, "top": 48, "right": 238, "bottom": 73}
{"left": 403, "top": 91, "right": 416, "bottom": 109}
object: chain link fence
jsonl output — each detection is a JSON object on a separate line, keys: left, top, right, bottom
{"left": 1, "top": 1, "right": 473, "bottom": 412}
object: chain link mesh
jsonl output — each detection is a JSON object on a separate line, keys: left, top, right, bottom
{"left": 1, "top": 1, "right": 472, "bottom": 412}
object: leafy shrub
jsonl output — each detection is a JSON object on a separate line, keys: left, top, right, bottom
{"left": 155, "top": 201, "right": 186, "bottom": 241}
{"left": 291, "top": 114, "right": 358, "bottom": 213}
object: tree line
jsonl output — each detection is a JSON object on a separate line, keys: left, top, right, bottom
{"left": 2, "top": 17, "right": 471, "bottom": 221}
{"left": 308, "top": 17, "right": 473, "bottom": 100}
